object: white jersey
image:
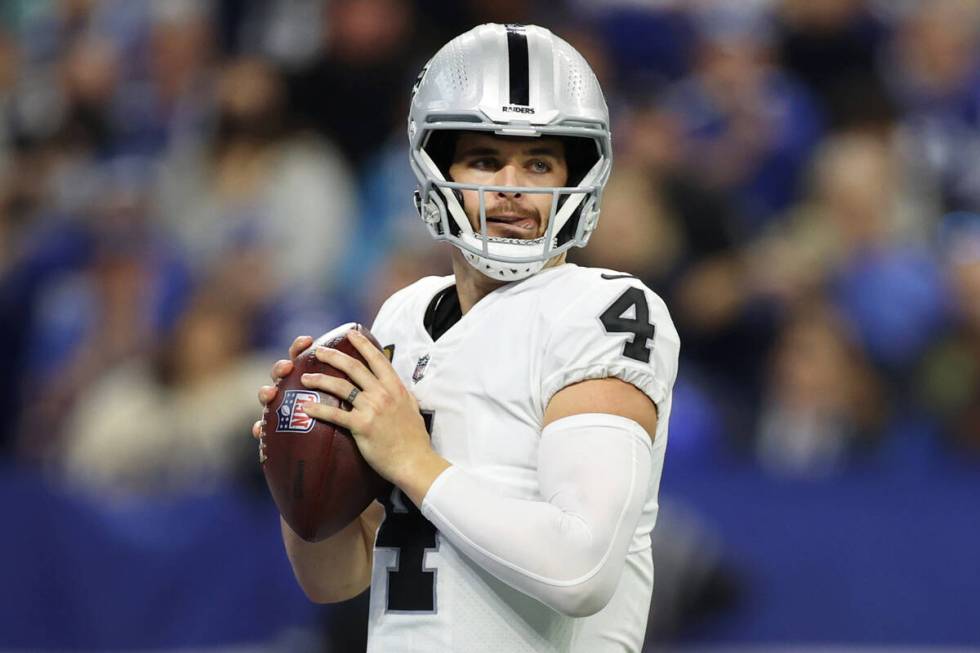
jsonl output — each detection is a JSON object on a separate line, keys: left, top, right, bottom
{"left": 366, "top": 263, "right": 680, "bottom": 653}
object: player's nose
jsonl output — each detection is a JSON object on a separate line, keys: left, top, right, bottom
{"left": 493, "top": 163, "right": 523, "bottom": 198}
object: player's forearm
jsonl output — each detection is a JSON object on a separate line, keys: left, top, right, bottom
{"left": 281, "top": 503, "right": 380, "bottom": 603}
{"left": 422, "top": 470, "right": 616, "bottom": 616}
{"left": 420, "top": 414, "right": 652, "bottom": 617}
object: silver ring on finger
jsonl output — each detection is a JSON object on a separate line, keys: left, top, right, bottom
{"left": 345, "top": 387, "right": 360, "bottom": 406}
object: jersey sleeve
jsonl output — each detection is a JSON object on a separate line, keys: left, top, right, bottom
{"left": 538, "top": 277, "right": 680, "bottom": 412}
{"left": 368, "top": 294, "right": 399, "bottom": 344}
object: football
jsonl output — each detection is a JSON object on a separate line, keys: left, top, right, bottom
{"left": 261, "top": 323, "right": 392, "bottom": 542}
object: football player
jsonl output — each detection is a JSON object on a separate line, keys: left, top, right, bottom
{"left": 254, "top": 23, "right": 680, "bottom": 652}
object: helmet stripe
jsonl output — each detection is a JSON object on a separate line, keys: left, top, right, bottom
{"left": 506, "top": 25, "right": 530, "bottom": 107}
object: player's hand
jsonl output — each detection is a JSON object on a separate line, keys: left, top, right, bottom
{"left": 299, "top": 330, "right": 447, "bottom": 494}
{"left": 251, "top": 335, "right": 313, "bottom": 440}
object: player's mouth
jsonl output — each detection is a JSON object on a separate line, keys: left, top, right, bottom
{"left": 485, "top": 213, "right": 538, "bottom": 238}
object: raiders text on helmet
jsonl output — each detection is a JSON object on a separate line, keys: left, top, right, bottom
{"left": 408, "top": 23, "right": 613, "bottom": 281}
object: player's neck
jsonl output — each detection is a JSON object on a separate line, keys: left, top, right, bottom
{"left": 450, "top": 249, "right": 567, "bottom": 314}
{"left": 451, "top": 252, "right": 506, "bottom": 314}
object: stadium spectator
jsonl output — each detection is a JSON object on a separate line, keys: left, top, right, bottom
{"left": 886, "top": 0, "right": 980, "bottom": 212}
{"left": 286, "top": 0, "right": 422, "bottom": 168}
{"left": 774, "top": 0, "right": 893, "bottom": 131}
{"left": 756, "top": 300, "right": 885, "bottom": 475}
{"left": 749, "top": 131, "right": 946, "bottom": 375}
{"left": 661, "top": 2, "right": 823, "bottom": 232}
{"left": 59, "top": 285, "right": 267, "bottom": 494}
{"left": 918, "top": 211, "right": 980, "bottom": 455}
{"left": 155, "top": 56, "right": 357, "bottom": 346}
{"left": 13, "top": 159, "right": 188, "bottom": 463}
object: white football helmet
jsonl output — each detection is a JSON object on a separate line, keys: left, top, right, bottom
{"left": 408, "top": 23, "right": 613, "bottom": 281}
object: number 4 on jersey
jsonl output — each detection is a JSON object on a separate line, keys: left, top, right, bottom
{"left": 375, "top": 410, "right": 439, "bottom": 613}
{"left": 599, "top": 287, "right": 655, "bottom": 363}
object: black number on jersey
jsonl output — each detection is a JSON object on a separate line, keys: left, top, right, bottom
{"left": 599, "top": 287, "right": 656, "bottom": 363}
{"left": 375, "top": 410, "right": 439, "bottom": 613}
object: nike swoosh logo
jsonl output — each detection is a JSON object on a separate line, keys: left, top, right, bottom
{"left": 600, "top": 273, "right": 638, "bottom": 281}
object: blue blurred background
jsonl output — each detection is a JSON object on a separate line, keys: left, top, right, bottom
{"left": 1, "top": 0, "right": 978, "bottom": 650}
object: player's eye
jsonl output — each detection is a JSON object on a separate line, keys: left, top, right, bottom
{"left": 528, "top": 159, "right": 552, "bottom": 174}
{"left": 470, "top": 157, "right": 500, "bottom": 171}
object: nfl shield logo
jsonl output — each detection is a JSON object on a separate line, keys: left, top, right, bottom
{"left": 277, "top": 390, "right": 319, "bottom": 433}
{"left": 412, "top": 354, "right": 430, "bottom": 383}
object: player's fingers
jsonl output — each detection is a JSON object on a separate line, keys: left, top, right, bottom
{"left": 315, "top": 347, "right": 382, "bottom": 393}
{"left": 303, "top": 401, "right": 359, "bottom": 433}
{"left": 258, "top": 384, "right": 278, "bottom": 405}
{"left": 288, "top": 335, "right": 313, "bottom": 359}
{"left": 271, "top": 359, "right": 292, "bottom": 381}
{"left": 300, "top": 373, "right": 362, "bottom": 407}
{"left": 252, "top": 419, "right": 264, "bottom": 439}
{"left": 348, "top": 330, "right": 401, "bottom": 387}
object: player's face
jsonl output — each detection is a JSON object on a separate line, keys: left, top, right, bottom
{"left": 448, "top": 133, "right": 568, "bottom": 240}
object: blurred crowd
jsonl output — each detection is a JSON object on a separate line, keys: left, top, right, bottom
{"left": 1, "top": 0, "right": 978, "bottom": 520}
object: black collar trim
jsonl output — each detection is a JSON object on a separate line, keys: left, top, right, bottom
{"left": 423, "top": 285, "right": 462, "bottom": 341}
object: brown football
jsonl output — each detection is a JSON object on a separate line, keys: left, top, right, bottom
{"left": 261, "top": 323, "right": 392, "bottom": 542}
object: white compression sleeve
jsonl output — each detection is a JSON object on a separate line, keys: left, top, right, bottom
{"left": 420, "top": 413, "right": 653, "bottom": 617}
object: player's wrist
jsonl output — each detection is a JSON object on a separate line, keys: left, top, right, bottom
{"left": 392, "top": 448, "right": 452, "bottom": 508}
